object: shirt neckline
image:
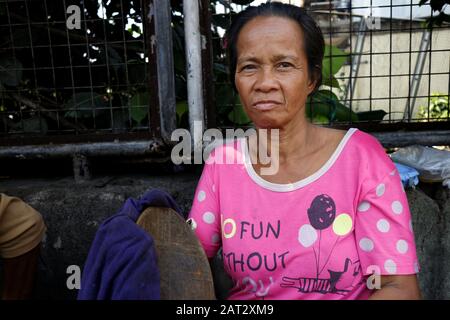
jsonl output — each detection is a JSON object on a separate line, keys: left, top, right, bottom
{"left": 240, "top": 127, "right": 358, "bottom": 192}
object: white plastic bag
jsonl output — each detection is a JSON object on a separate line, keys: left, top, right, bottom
{"left": 389, "top": 145, "right": 450, "bottom": 188}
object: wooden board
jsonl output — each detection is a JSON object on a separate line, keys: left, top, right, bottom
{"left": 137, "top": 206, "right": 216, "bottom": 300}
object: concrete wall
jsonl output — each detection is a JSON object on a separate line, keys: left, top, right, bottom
{"left": 0, "top": 171, "right": 449, "bottom": 299}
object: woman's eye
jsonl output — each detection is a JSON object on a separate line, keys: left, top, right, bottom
{"left": 277, "top": 62, "right": 293, "bottom": 69}
{"left": 242, "top": 64, "right": 256, "bottom": 71}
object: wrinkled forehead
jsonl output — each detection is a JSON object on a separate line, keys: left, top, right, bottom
{"left": 236, "top": 16, "right": 307, "bottom": 60}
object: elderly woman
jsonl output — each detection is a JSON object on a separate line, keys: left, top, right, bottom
{"left": 188, "top": 2, "right": 421, "bottom": 300}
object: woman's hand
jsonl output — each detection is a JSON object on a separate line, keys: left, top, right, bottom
{"left": 368, "top": 274, "right": 422, "bottom": 300}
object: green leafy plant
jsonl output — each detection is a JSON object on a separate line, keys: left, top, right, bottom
{"left": 129, "top": 92, "right": 150, "bottom": 126}
{"left": 417, "top": 93, "right": 449, "bottom": 121}
{"left": 307, "top": 44, "right": 390, "bottom": 124}
{"left": 306, "top": 45, "right": 360, "bottom": 124}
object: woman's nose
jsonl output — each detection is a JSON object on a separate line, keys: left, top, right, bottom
{"left": 254, "top": 67, "right": 279, "bottom": 92}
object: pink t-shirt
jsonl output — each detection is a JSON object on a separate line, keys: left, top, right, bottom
{"left": 188, "top": 128, "right": 419, "bottom": 300}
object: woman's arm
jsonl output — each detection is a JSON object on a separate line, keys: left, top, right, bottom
{"left": 368, "top": 274, "right": 422, "bottom": 300}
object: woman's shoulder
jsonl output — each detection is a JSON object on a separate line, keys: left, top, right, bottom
{"left": 316, "top": 126, "right": 385, "bottom": 161}
{"left": 350, "top": 128, "right": 384, "bottom": 149}
{"left": 346, "top": 128, "right": 397, "bottom": 186}
{"left": 349, "top": 128, "right": 391, "bottom": 162}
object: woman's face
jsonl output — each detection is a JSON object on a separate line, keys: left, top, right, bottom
{"left": 234, "top": 16, "right": 316, "bottom": 129}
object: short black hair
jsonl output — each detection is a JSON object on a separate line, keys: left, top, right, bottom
{"left": 225, "top": 1, "right": 324, "bottom": 95}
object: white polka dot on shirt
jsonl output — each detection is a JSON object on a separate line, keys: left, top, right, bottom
{"left": 298, "top": 224, "right": 318, "bottom": 248}
{"left": 197, "top": 190, "right": 206, "bottom": 202}
{"left": 384, "top": 259, "right": 397, "bottom": 274}
{"left": 390, "top": 169, "right": 396, "bottom": 176}
{"left": 376, "top": 183, "right": 386, "bottom": 197}
{"left": 211, "top": 233, "right": 220, "bottom": 244}
{"left": 396, "top": 239, "right": 409, "bottom": 254}
{"left": 358, "top": 201, "right": 371, "bottom": 212}
{"left": 359, "top": 238, "right": 374, "bottom": 252}
{"left": 203, "top": 211, "right": 215, "bottom": 224}
{"left": 377, "top": 219, "right": 390, "bottom": 233}
{"left": 392, "top": 201, "right": 403, "bottom": 214}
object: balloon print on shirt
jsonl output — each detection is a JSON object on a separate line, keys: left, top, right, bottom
{"left": 307, "top": 194, "right": 336, "bottom": 230}
{"left": 285, "top": 194, "right": 362, "bottom": 295}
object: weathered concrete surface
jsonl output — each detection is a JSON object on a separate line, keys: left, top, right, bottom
{"left": 436, "top": 188, "right": 450, "bottom": 300}
{"left": 0, "top": 173, "right": 449, "bottom": 300}
{"left": 0, "top": 172, "right": 201, "bottom": 300}
{"left": 407, "top": 189, "right": 443, "bottom": 299}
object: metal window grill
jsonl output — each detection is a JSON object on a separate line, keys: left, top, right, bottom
{"left": 208, "top": 0, "right": 450, "bottom": 138}
{"left": 0, "top": 0, "right": 449, "bottom": 150}
{"left": 0, "top": 0, "right": 167, "bottom": 146}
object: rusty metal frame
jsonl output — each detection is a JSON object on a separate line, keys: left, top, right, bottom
{"left": 143, "top": 0, "right": 177, "bottom": 145}
{"left": 199, "top": 0, "right": 217, "bottom": 129}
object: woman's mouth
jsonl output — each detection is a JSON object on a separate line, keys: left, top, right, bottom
{"left": 252, "top": 101, "right": 282, "bottom": 111}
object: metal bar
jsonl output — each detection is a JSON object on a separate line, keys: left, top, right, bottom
{"left": 1, "top": 129, "right": 446, "bottom": 161}
{"left": 143, "top": 0, "right": 162, "bottom": 139}
{"left": 80, "top": 0, "right": 97, "bottom": 131}
{"left": 98, "top": 0, "right": 115, "bottom": 132}
{"left": 43, "top": 0, "right": 60, "bottom": 130}
{"left": 310, "top": 9, "right": 432, "bottom": 23}
{"left": 426, "top": 20, "right": 433, "bottom": 124}
{"left": 344, "top": 17, "right": 366, "bottom": 103}
{"left": 5, "top": 27, "right": 449, "bottom": 46}
{"left": 24, "top": 0, "right": 42, "bottom": 133}
{"left": 62, "top": 0, "right": 80, "bottom": 131}
{"left": 388, "top": 0, "right": 393, "bottom": 123}
{"left": 143, "top": 0, "right": 177, "bottom": 143}
{"left": 403, "top": 29, "right": 431, "bottom": 121}
{"left": 199, "top": 0, "right": 216, "bottom": 129}
{"left": 183, "top": 0, "right": 205, "bottom": 152}
{"left": 2, "top": 48, "right": 449, "bottom": 65}
{"left": 311, "top": 3, "right": 434, "bottom": 12}
{"left": 119, "top": 0, "right": 133, "bottom": 129}
{"left": 348, "top": 3, "right": 353, "bottom": 116}
{"left": 448, "top": 55, "right": 450, "bottom": 122}
{"left": 406, "top": 2, "right": 413, "bottom": 123}
{"left": 371, "top": 130, "right": 450, "bottom": 148}
{"left": 369, "top": 0, "right": 373, "bottom": 116}
{"left": 4, "top": 1, "right": 24, "bottom": 133}
{"left": 0, "top": 139, "right": 166, "bottom": 160}
{"left": 153, "top": 0, "right": 177, "bottom": 144}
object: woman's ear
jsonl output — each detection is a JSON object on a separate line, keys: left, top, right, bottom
{"left": 307, "top": 69, "right": 320, "bottom": 95}
{"left": 307, "top": 77, "right": 317, "bottom": 95}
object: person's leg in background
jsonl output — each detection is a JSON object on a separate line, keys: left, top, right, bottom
{"left": 1, "top": 244, "right": 42, "bottom": 299}
{"left": 0, "top": 194, "right": 46, "bottom": 300}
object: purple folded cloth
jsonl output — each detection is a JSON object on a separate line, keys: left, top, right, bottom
{"left": 78, "top": 189, "right": 183, "bottom": 300}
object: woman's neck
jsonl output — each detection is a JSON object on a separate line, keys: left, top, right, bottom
{"left": 252, "top": 118, "right": 318, "bottom": 165}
